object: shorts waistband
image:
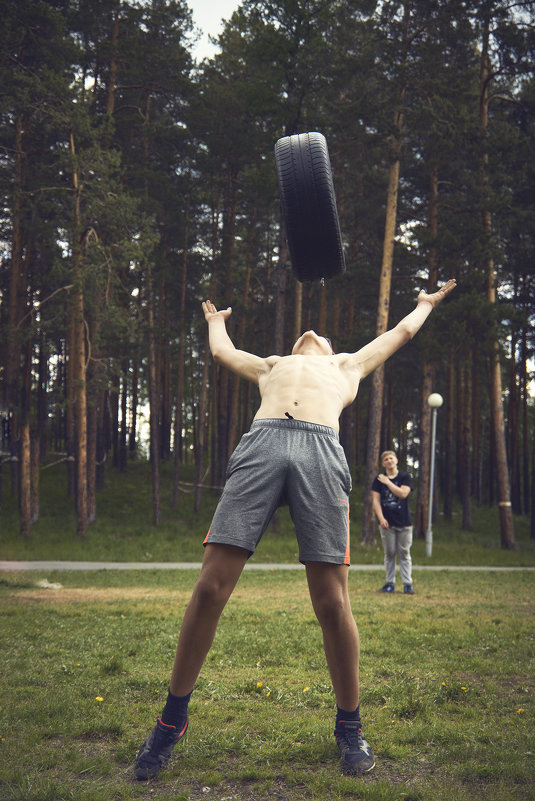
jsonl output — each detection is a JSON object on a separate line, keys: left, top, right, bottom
{"left": 250, "top": 418, "right": 338, "bottom": 439}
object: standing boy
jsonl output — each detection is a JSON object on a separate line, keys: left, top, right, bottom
{"left": 372, "top": 451, "right": 415, "bottom": 594}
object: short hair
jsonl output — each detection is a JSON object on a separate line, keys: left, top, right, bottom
{"left": 380, "top": 450, "right": 396, "bottom": 461}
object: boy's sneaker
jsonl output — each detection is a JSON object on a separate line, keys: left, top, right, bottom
{"left": 379, "top": 583, "right": 395, "bottom": 593}
{"left": 134, "top": 716, "right": 188, "bottom": 780}
{"left": 403, "top": 584, "right": 415, "bottom": 595}
{"left": 334, "top": 720, "right": 375, "bottom": 774}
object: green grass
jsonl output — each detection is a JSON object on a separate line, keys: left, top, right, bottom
{"left": 1, "top": 460, "right": 534, "bottom": 566}
{"left": 0, "top": 569, "right": 534, "bottom": 801}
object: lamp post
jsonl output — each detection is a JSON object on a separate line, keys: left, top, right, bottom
{"left": 426, "top": 393, "right": 443, "bottom": 557}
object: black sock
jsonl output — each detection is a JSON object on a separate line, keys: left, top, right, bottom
{"left": 161, "top": 688, "right": 192, "bottom": 728}
{"left": 336, "top": 704, "right": 360, "bottom": 727}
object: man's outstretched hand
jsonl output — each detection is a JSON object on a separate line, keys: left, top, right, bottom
{"left": 417, "top": 278, "right": 457, "bottom": 309}
{"left": 202, "top": 300, "right": 232, "bottom": 323}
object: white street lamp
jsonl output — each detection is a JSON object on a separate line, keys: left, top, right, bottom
{"left": 426, "top": 393, "right": 443, "bottom": 557}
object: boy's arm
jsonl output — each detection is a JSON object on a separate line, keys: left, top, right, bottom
{"left": 376, "top": 473, "right": 411, "bottom": 499}
{"left": 372, "top": 490, "right": 389, "bottom": 529}
{"left": 202, "top": 300, "right": 270, "bottom": 384}
{"left": 343, "top": 279, "right": 456, "bottom": 380}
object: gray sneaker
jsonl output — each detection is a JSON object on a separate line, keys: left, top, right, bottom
{"left": 134, "top": 716, "right": 188, "bottom": 780}
{"left": 334, "top": 720, "right": 375, "bottom": 774}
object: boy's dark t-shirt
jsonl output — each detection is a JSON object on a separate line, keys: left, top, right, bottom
{"left": 371, "top": 471, "right": 413, "bottom": 527}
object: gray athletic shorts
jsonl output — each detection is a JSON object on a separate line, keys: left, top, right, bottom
{"left": 203, "top": 418, "right": 352, "bottom": 565}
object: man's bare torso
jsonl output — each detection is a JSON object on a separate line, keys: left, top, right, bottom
{"left": 254, "top": 354, "right": 360, "bottom": 432}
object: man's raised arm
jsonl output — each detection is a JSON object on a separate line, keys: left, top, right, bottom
{"left": 345, "top": 279, "right": 456, "bottom": 380}
{"left": 202, "top": 300, "right": 269, "bottom": 384}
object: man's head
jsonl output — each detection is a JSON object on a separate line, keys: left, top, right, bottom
{"left": 380, "top": 450, "right": 398, "bottom": 469}
{"left": 291, "top": 330, "right": 334, "bottom": 356}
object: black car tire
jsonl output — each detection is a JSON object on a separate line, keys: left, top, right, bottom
{"left": 274, "top": 131, "right": 346, "bottom": 282}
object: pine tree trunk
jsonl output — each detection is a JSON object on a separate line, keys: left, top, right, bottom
{"left": 361, "top": 2, "right": 408, "bottom": 545}
{"left": 173, "top": 186, "right": 190, "bottom": 504}
{"left": 228, "top": 206, "right": 256, "bottom": 455}
{"left": 414, "top": 363, "right": 434, "bottom": 539}
{"left": 460, "top": 354, "right": 472, "bottom": 530}
{"left": 415, "top": 164, "right": 439, "bottom": 539}
{"left": 361, "top": 132, "right": 402, "bottom": 545}
{"left": 275, "top": 220, "right": 289, "bottom": 355}
{"left": 215, "top": 169, "right": 238, "bottom": 483}
{"left": 507, "top": 334, "right": 521, "bottom": 513}
{"left": 146, "top": 263, "right": 161, "bottom": 526}
{"left": 318, "top": 281, "right": 327, "bottom": 335}
{"left": 194, "top": 331, "right": 211, "bottom": 513}
{"left": 72, "top": 281, "right": 88, "bottom": 539}
{"left": 87, "top": 400, "right": 97, "bottom": 523}
{"left": 119, "top": 361, "right": 128, "bottom": 472}
{"left": 521, "top": 330, "right": 530, "bottom": 515}
{"left": 19, "top": 422, "right": 31, "bottom": 539}
{"left": 65, "top": 304, "right": 76, "bottom": 498}
{"left": 293, "top": 280, "right": 303, "bottom": 345}
{"left": 129, "top": 358, "right": 139, "bottom": 453}
{"left": 443, "top": 346, "right": 455, "bottom": 520}
{"left": 30, "top": 431, "right": 39, "bottom": 524}
{"left": 70, "top": 131, "right": 88, "bottom": 539}
{"left": 471, "top": 345, "right": 482, "bottom": 504}
{"left": 480, "top": 17, "right": 515, "bottom": 549}
{"left": 37, "top": 333, "right": 48, "bottom": 463}
{"left": 5, "top": 115, "right": 24, "bottom": 444}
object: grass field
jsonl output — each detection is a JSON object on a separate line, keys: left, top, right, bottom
{"left": 0, "top": 568, "right": 534, "bottom": 801}
{"left": 1, "top": 461, "right": 534, "bottom": 800}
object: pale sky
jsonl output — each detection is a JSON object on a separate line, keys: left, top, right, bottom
{"left": 188, "top": 0, "right": 241, "bottom": 60}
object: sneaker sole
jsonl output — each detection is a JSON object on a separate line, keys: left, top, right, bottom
{"left": 341, "top": 757, "right": 376, "bottom": 774}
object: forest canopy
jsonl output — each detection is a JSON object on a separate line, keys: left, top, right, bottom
{"left": 0, "top": 0, "right": 534, "bottom": 547}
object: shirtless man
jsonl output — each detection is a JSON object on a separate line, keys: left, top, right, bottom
{"left": 134, "top": 279, "right": 456, "bottom": 781}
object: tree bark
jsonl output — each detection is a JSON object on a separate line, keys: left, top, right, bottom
{"left": 460, "top": 353, "right": 472, "bottom": 530}
{"left": 19, "top": 422, "right": 31, "bottom": 539}
{"left": 228, "top": 205, "right": 256, "bottom": 455}
{"left": 70, "top": 131, "right": 88, "bottom": 539}
{"left": 443, "top": 346, "right": 455, "bottom": 520}
{"left": 361, "top": 133, "right": 402, "bottom": 545}
{"left": 414, "top": 362, "right": 434, "bottom": 539}
{"left": 480, "top": 19, "right": 515, "bottom": 548}
{"left": 275, "top": 218, "right": 289, "bottom": 355}
{"left": 361, "top": 1, "right": 408, "bottom": 545}
{"left": 30, "top": 431, "right": 39, "bottom": 524}
{"left": 146, "top": 262, "right": 161, "bottom": 526}
{"left": 173, "top": 184, "right": 190, "bottom": 504}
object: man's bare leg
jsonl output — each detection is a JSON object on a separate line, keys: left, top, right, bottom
{"left": 305, "top": 562, "right": 375, "bottom": 773}
{"left": 305, "top": 562, "right": 359, "bottom": 709}
{"left": 170, "top": 543, "right": 249, "bottom": 695}
{"left": 135, "top": 543, "right": 248, "bottom": 781}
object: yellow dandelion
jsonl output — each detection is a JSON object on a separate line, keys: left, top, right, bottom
{"left": 461, "top": 687, "right": 467, "bottom": 691}
{"left": 441, "top": 682, "right": 447, "bottom": 687}
{"left": 257, "top": 681, "right": 263, "bottom": 688}
{"left": 303, "top": 687, "right": 310, "bottom": 692}
{"left": 266, "top": 690, "right": 271, "bottom": 697}
{"left": 517, "top": 708, "right": 524, "bottom": 714}
{"left": 95, "top": 696, "right": 104, "bottom": 702}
